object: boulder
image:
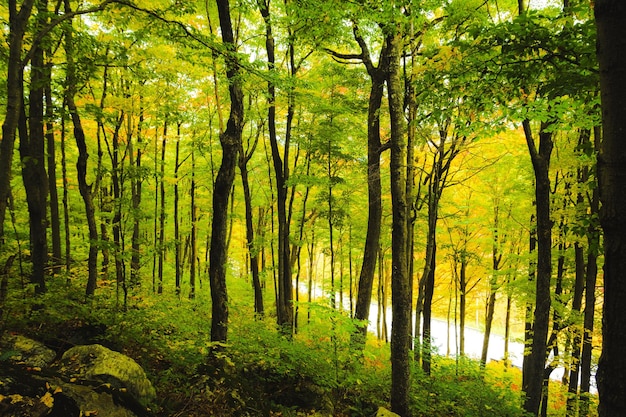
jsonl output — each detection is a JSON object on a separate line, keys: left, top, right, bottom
{"left": 0, "top": 362, "right": 138, "bottom": 417}
{"left": 0, "top": 333, "right": 56, "bottom": 368}
{"left": 59, "top": 344, "right": 156, "bottom": 408}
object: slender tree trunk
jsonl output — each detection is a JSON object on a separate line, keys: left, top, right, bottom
{"left": 0, "top": 0, "right": 34, "bottom": 243}
{"left": 352, "top": 29, "right": 389, "bottom": 349}
{"left": 108, "top": 113, "right": 126, "bottom": 308}
{"left": 189, "top": 141, "right": 197, "bottom": 300}
{"left": 157, "top": 120, "right": 167, "bottom": 294}
{"left": 174, "top": 122, "right": 182, "bottom": 296}
{"left": 238, "top": 130, "right": 263, "bottom": 315}
{"left": 522, "top": 120, "right": 554, "bottom": 416}
{"left": 482, "top": 206, "right": 502, "bottom": 368}
{"left": 45, "top": 59, "right": 61, "bottom": 270}
{"left": 20, "top": 0, "right": 50, "bottom": 294}
{"left": 130, "top": 106, "right": 143, "bottom": 288}
{"left": 64, "top": 0, "right": 98, "bottom": 296}
{"left": 210, "top": 0, "right": 244, "bottom": 343}
{"left": 258, "top": 0, "right": 293, "bottom": 332}
{"left": 388, "top": 30, "right": 411, "bottom": 417}
{"left": 60, "top": 101, "right": 71, "bottom": 275}
{"left": 594, "top": 8, "right": 626, "bottom": 408}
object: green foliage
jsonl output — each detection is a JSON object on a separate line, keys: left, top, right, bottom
{"left": 411, "top": 358, "right": 529, "bottom": 417}
{"left": 0, "top": 271, "right": 557, "bottom": 417}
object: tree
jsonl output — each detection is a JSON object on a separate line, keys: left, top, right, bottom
{"left": 0, "top": 0, "right": 34, "bottom": 243}
{"left": 209, "top": 0, "right": 244, "bottom": 343}
{"left": 62, "top": 0, "right": 99, "bottom": 297}
{"left": 19, "top": 0, "right": 50, "bottom": 294}
{"left": 388, "top": 25, "right": 412, "bottom": 417}
{"left": 595, "top": 1, "right": 626, "bottom": 415}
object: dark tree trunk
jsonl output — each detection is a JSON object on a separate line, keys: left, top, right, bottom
{"left": 110, "top": 114, "right": 126, "bottom": 309}
{"left": 482, "top": 221, "right": 502, "bottom": 369}
{"left": 258, "top": 0, "right": 293, "bottom": 332}
{"left": 174, "top": 122, "right": 182, "bottom": 296}
{"left": 0, "top": 0, "right": 34, "bottom": 243}
{"left": 189, "top": 142, "right": 197, "bottom": 300}
{"left": 595, "top": 3, "right": 626, "bottom": 414}
{"left": 522, "top": 119, "right": 554, "bottom": 416}
{"left": 130, "top": 106, "right": 143, "bottom": 288}
{"left": 63, "top": 0, "right": 98, "bottom": 297}
{"left": 20, "top": 0, "right": 50, "bottom": 294}
{"left": 388, "top": 30, "right": 411, "bottom": 417}
{"left": 238, "top": 129, "right": 263, "bottom": 315}
{"left": 157, "top": 120, "right": 167, "bottom": 294}
{"left": 210, "top": 0, "right": 244, "bottom": 343}
{"left": 45, "top": 60, "right": 61, "bottom": 270}
{"left": 352, "top": 28, "right": 390, "bottom": 349}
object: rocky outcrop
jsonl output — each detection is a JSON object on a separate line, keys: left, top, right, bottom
{"left": 58, "top": 344, "right": 156, "bottom": 408}
{"left": 0, "top": 335, "right": 155, "bottom": 417}
{"left": 0, "top": 333, "right": 56, "bottom": 368}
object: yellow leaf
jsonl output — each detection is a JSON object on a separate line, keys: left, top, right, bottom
{"left": 9, "top": 394, "right": 23, "bottom": 404}
{"left": 53, "top": 387, "right": 63, "bottom": 394}
{"left": 40, "top": 392, "right": 54, "bottom": 408}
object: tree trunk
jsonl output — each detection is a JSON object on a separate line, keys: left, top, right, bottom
{"left": 174, "top": 122, "right": 182, "bottom": 296}
{"left": 388, "top": 30, "right": 411, "bottom": 417}
{"left": 238, "top": 129, "right": 263, "bottom": 315}
{"left": 258, "top": 0, "right": 293, "bottom": 332}
{"left": 110, "top": 113, "right": 126, "bottom": 309}
{"left": 45, "top": 59, "right": 61, "bottom": 270}
{"left": 595, "top": 4, "right": 626, "bottom": 413}
{"left": 189, "top": 140, "right": 197, "bottom": 300}
{"left": 130, "top": 106, "right": 143, "bottom": 289}
{"left": 64, "top": 0, "right": 98, "bottom": 297}
{"left": 522, "top": 119, "right": 554, "bottom": 416}
{"left": 0, "top": 0, "right": 34, "bottom": 243}
{"left": 352, "top": 28, "right": 389, "bottom": 349}
{"left": 210, "top": 0, "right": 244, "bottom": 343}
{"left": 20, "top": 0, "right": 49, "bottom": 294}
{"left": 157, "top": 120, "right": 167, "bottom": 294}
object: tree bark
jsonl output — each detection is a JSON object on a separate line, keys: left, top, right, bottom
{"left": 595, "top": 3, "right": 626, "bottom": 414}
{"left": 522, "top": 119, "right": 554, "bottom": 416}
{"left": 20, "top": 0, "right": 50, "bottom": 294}
{"left": 0, "top": 0, "right": 35, "bottom": 243}
{"left": 352, "top": 27, "right": 389, "bottom": 349}
{"left": 130, "top": 106, "right": 144, "bottom": 289}
{"left": 388, "top": 30, "right": 411, "bottom": 417}
{"left": 157, "top": 120, "right": 167, "bottom": 294}
{"left": 238, "top": 129, "right": 263, "bottom": 315}
{"left": 64, "top": 0, "right": 98, "bottom": 297}
{"left": 210, "top": 0, "right": 244, "bottom": 343}
{"left": 45, "top": 58, "right": 61, "bottom": 270}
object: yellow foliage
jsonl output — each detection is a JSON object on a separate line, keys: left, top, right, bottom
{"left": 40, "top": 391, "right": 54, "bottom": 408}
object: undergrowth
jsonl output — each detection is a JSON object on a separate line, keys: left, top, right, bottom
{"left": 0, "top": 275, "right": 594, "bottom": 416}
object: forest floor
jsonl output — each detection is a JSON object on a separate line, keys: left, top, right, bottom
{"left": 0, "top": 277, "right": 597, "bottom": 416}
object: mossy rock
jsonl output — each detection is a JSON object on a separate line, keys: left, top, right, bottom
{"left": 59, "top": 344, "right": 156, "bottom": 408}
{"left": 0, "top": 334, "right": 56, "bottom": 368}
{"left": 376, "top": 406, "right": 400, "bottom": 417}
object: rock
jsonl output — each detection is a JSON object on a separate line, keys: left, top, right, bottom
{"left": 59, "top": 344, "right": 156, "bottom": 408}
{"left": 0, "top": 362, "right": 139, "bottom": 417}
{"left": 50, "top": 381, "right": 137, "bottom": 417}
{"left": 376, "top": 406, "right": 401, "bottom": 417}
{"left": 0, "top": 333, "right": 56, "bottom": 368}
